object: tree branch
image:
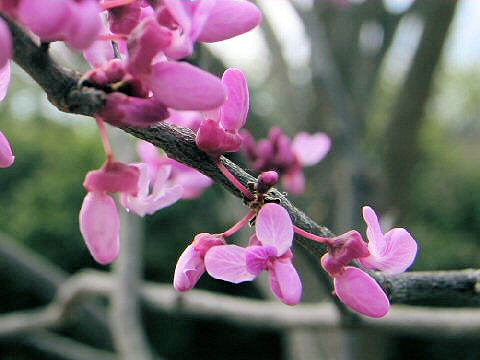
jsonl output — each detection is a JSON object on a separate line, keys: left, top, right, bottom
{"left": 4, "top": 13, "right": 480, "bottom": 308}
{"left": 2, "top": 270, "right": 480, "bottom": 339}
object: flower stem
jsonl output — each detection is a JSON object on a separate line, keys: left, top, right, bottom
{"left": 217, "top": 161, "right": 253, "bottom": 200}
{"left": 293, "top": 225, "right": 332, "bottom": 245}
{"left": 96, "top": 117, "right": 114, "bottom": 161}
{"left": 100, "top": 0, "right": 135, "bottom": 11}
{"left": 97, "top": 34, "right": 129, "bottom": 42}
{"left": 222, "top": 210, "right": 256, "bottom": 238}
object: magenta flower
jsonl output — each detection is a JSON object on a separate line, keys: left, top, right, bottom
{"left": 174, "top": 233, "right": 225, "bottom": 291}
{"left": 359, "top": 206, "right": 418, "bottom": 274}
{"left": 149, "top": 61, "right": 226, "bottom": 111}
{"left": 119, "top": 162, "right": 182, "bottom": 216}
{"left": 321, "top": 207, "right": 418, "bottom": 317}
{"left": 80, "top": 161, "right": 139, "bottom": 264}
{"left": 0, "top": 18, "right": 11, "bottom": 70}
{"left": 0, "top": 130, "right": 14, "bottom": 168}
{"left": 242, "top": 128, "right": 331, "bottom": 194}
{"left": 205, "top": 203, "right": 302, "bottom": 305}
{"left": 196, "top": 68, "right": 249, "bottom": 157}
{"left": 137, "top": 141, "right": 213, "bottom": 199}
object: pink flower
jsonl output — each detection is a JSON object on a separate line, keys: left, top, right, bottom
{"left": 358, "top": 206, "right": 418, "bottom": 274}
{"left": 80, "top": 161, "right": 139, "bottom": 264}
{"left": 174, "top": 233, "right": 225, "bottom": 291}
{"left": 242, "top": 128, "right": 331, "bottom": 194}
{"left": 137, "top": 141, "right": 212, "bottom": 199}
{"left": 321, "top": 207, "right": 418, "bottom": 317}
{"left": 149, "top": 61, "right": 226, "bottom": 111}
{"left": 196, "top": 68, "right": 249, "bottom": 157}
{"left": 0, "top": 130, "right": 14, "bottom": 168}
{"left": 119, "top": 162, "right": 182, "bottom": 216}
{"left": 204, "top": 203, "right": 302, "bottom": 305}
{"left": 0, "top": 18, "right": 12, "bottom": 69}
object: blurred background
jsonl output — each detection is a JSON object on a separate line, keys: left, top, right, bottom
{"left": 1, "top": 0, "right": 480, "bottom": 359}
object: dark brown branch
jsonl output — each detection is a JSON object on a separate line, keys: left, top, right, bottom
{"left": 5, "top": 14, "right": 480, "bottom": 308}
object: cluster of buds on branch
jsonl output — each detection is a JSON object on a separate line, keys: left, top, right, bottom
{"left": 0, "top": 0, "right": 419, "bottom": 318}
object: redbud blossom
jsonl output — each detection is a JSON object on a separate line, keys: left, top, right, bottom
{"left": 359, "top": 206, "right": 418, "bottom": 274}
{"left": 137, "top": 141, "right": 212, "bottom": 200}
{"left": 150, "top": 61, "right": 226, "bottom": 111}
{"left": 174, "top": 233, "right": 225, "bottom": 292}
{"left": 205, "top": 203, "right": 302, "bottom": 305}
{"left": 0, "top": 18, "right": 11, "bottom": 69}
{"left": 0, "top": 130, "right": 14, "bottom": 168}
{"left": 119, "top": 163, "right": 182, "bottom": 216}
{"left": 196, "top": 68, "right": 248, "bottom": 157}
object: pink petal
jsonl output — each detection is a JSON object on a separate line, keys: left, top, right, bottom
{"left": 189, "top": 0, "right": 216, "bottom": 40}
{"left": 172, "top": 168, "right": 213, "bottom": 199}
{"left": 359, "top": 228, "right": 417, "bottom": 274}
{"left": 18, "top": 0, "right": 73, "bottom": 40}
{"left": 291, "top": 132, "right": 331, "bottom": 167}
{"left": 334, "top": 267, "right": 389, "bottom": 318}
{"left": 256, "top": 203, "right": 293, "bottom": 255}
{"left": 195, "top": 118, "right": 243, "bottom": 157}
{"left": 0, "top": 19, "right": 12, "bottom": 69}
{"left": 269, "top": 259, "right": 302, "bottom": 305}
{"left": 150, "top": 61, "right": 226, "bottom": 110}
{"left": 245, "top": 245, "right": 276, "bottom": 276}
{"left": 79, "top": 192, "right": 120, "bottom": 265}
{"left": 0, "top": 62, "right": 11, "bottom": 102}
{"left": 198, "top": 0, "right": 262, "bottom": 43}
{"left": 163, "top": 0, "right": 192, "bottom": 35}
{"left": 362, "top": 206, "right": 386, "bottom": 254}
{"left": 0, "top": 130, "right": 14, "bottom": 168}
{"left": 66, "top": 0, "right": 102, "bottom": 50}
{"left": 282, "top": 168, "right": 305, "bottom": 195}
{"left": 166, "top": 110, "right": 204, "bottom": 132}
{"left": 173, "top": 244, "right": 205, "bottom": 291}
{"left": 220, "top": 68, "right": 249, "bottom": 131}
{"left": 83, "top": 161, "right": 140, "bottom": 195}
{"left": 204, "top": 245, "right": 256, "bottom": 283}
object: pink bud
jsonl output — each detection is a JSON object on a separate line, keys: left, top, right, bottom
{"left": 256, "top": 171, "right": 278, "bottom": 194}
{"left": 83, "top": 161, "right": 140, "bottom": 195}
{"left": 195, "top": 118, "right": 243, "bottom": 157}
{"left": 98, "top": 93, "right": 169, "bottom": 128}
{"left": 0, "top": 130, "right": 14, "bottom": 168}
{"left": 79, "top": 192, "right": 120, "bottom": 265}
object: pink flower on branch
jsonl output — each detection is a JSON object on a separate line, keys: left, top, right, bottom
{"left": 242, "top": 128, "right": 331, "bottom": 195}
{"left": 205, "top": 203, "right": 302, "bottom": 305}
{"left": 196, "top": 68, "right": 249, "bottom": 157}
{"left": 321, "top": 206, "right": 418, "bottom": 317}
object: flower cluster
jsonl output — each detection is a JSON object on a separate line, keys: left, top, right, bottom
{"left": 242, "top": 127, "right": 331, "bottom": 194}
{"left": 320, "top": 206, "right": 417, "bottom": 317}
{"left": 175, "top": 201, "right": 303, "bottom": 306}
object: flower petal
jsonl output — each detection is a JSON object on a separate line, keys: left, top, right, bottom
{"left": 150, "top": 61, "right": 226, "bottom": 110}
{"left": 362, "top": 206, "right": 386, "bottom": 254}
{"left": 0, "top": 19, "right": 12, "bottom": 69}
{"left": 0, "top": 62, "right": 10, "bottom": 102}
{"left": 359, "top": 228, "right": 417, "bottom": 274}
{"left": 245, "top": 245, "right": 276, "bottom": 276}
{"left": 282, "top": 168, "right": 305, "bottom": 195}
{"left": 204, "top": 245, "right": 256, "bottom": 283}
{"left": 269, "top": 259, "right": 302, "bottom": 305}
{"left": 220, "top": 68, "right": 249, "bottom": 131}
{"left": 173, "top": 244, "right": 205, "bottom": 292}
{"left": 79, "top": 192, "right": 120, "bottom": 265}
{"left": 334, "top": 267, "right": 389, "bottom": 318}
{"left": 198, "top": 0, "right": 262, "bottom": 43}
{"left": 0, "top": 130, "right": 14, "bottom": 168}
{"left": 291, "top": 132, "right": 331, "bottom": 167}
{"left": 256, "top": 203, "right": 293, "bottom": 255}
